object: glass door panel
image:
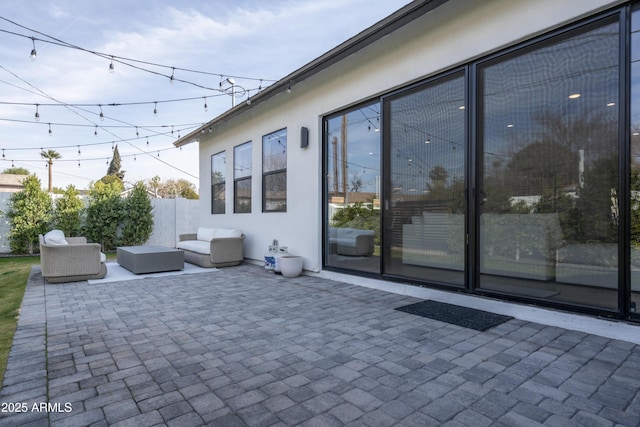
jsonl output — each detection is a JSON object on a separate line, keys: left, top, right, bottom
{"left": 478, "top": 19, "right": 620, "bottom": 309}
{"left": 384, "top": 72, "right": 466, "bottom": 286}
{"left": 325, "top": 103, "right": 381, "bottom": 274}
{"left": 631, "top": 8, "right": 640, "bottom": 316}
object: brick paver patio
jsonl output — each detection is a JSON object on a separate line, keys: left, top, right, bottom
{"left": 1, "top": 263, "right": 640, "bottom": 426}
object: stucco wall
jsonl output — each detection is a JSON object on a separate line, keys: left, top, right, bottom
{"left": 146, "top": 198, "right": 200, "bottom": 248}
{"left": 195, "top": 0, "right": 622, "bottom": 271}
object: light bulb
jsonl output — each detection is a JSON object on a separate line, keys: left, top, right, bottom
{"left": 48, "top": 123, "right": 52, "bottom": 136}
{"left": 109, "top": 58, "right": 114, "bottom": 73}
{"left": 153, "top": 102, "right": 158, "bottom": 116}
{"left": 30, "top": 38, "right": 36, "bottom": 61}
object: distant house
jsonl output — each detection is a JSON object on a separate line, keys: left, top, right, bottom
{"left": 0, "top": 174, "right": 26, "bottom": 193}
{"left": 174, "top": 0, "right": 640, "bottom": 323}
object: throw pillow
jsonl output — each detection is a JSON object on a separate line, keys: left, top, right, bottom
{"left": 44, "top": 229, "right": 68, "bottom": 245}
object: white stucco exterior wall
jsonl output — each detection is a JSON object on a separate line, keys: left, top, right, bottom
{"left": 195, "top": 0, "right": 622, "bottom": 272}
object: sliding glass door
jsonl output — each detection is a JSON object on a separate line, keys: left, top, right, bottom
{"left": 477, "top": 17, "right": 620, "bottom": 309}
{"left": 383, "top": 71, "right": 466, "bottom": 286}
{"left": 324, "top": 102, "right": 381, "bottom": 274}
{"left": 323, "top": 8, "right": 638, "bottom": 318}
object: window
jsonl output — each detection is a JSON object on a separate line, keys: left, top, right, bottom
{"left": 384, "top": 71, "right": 466, "bottom": 286}
{"left": 324, "top": 102, "right": 381, "bottom": 274}
{"left": 478, "top": 17, "right": 619, "bottom": 309}
{"left": 234, "top": 142, "right": 252, "bottom": 213}
{"left": 263, "top": 129, "right": 287, "bottom": 212}
{"left": 211, "top": 151, "right": 226, "bottom": 214}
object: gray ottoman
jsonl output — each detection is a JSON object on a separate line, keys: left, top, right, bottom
{"left": 117, "top": 246, "right": 184, "bottom": 274}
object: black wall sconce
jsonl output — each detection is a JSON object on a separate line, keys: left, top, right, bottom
{"left": 300, "top": 126, "right": 309, "bottom": 148}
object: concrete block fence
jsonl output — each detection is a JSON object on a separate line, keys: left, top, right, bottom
{"left": 0, "top": 196, "right": 199, "bottom": 254}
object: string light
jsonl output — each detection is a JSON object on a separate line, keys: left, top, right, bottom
{"left": 94, "top": 125, "right": 98, "bottom": 136}
{"left": 203, "top": 97, "right": 208, "bottom": 112}
{"left": 48, "top": 123, "right": 52, "bottom": 136}
{"left": 99, "top": 105, "right": 104, "bottom": 121}
{"left": 77, "top": 145, "right": 81, "bottom": 155}
{"left": 153, "top": 102, "right": 157, "bottom": 116}
{"left": 170, "top": 67, "right": 175, "bottom": 83}
{"left": 109, "top": 56, "right": 114, "bottom": 73}
{"left": 2, "top": 149, "right": 4, "bottom": 158}
{"left": 1, "top": 17, "right": 277, "bottom": 92}
{"left": 29, "top": 37, "right": 36, "bottom": 60}
{"left": 34, "top": 104, "right": 40, "bottom": 121}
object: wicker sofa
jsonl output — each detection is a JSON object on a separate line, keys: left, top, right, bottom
{"left": 328, "top": 227, "right": 375, "bottom": 256}
{"left": 177, "top": 227, "right": 245, "bottom": 268}
{"left": 38, "top": 230, "right": 107, "bottom": 283}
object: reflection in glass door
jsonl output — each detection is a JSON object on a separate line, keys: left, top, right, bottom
{"left": 384, "top": 72, "right": 466, "bottom": 286}
{"left": 631, "top": 8, "right": 640, "bottom": 316}
{"left": 478, "top": 18, "right": 620, "bottom": 309}
{"left": 325, "top": 102, "right": 381, "bottom": 274}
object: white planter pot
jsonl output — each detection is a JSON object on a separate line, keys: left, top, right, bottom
{"left": 279, "top": 256, "right": 303, "bottom": 278}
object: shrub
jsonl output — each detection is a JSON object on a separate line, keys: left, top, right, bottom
{"left": 83, "top": 180, "right": 124, "bottom": 251}
{"left": 52, "top": 185, "right": 84, "bottom": 237}
{"left": 5, "top": 175, "right": 52, "bottom": 254}
{"left": 120, "top": 182, "right": 154, "bottom": 246}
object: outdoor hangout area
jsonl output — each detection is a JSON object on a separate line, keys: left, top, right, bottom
{"left": 2, "top": 260, "right": 640, "bottom": 425}
{"left": 36, "top": 226, "right": 261, "bottom": 285}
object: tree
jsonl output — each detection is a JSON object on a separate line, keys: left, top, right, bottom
{"left": 106, "top": 144, "right": 125, "bottom": 180}
{"left": 98, "top": 174, "right": 124, "bottom": 192}
{"left": 5, "top": 175, "right": 52, "bottom": 254}
{"left": 120, "top": 182, "right": 154, "bottom": 246}
{"left": 40, "top": 149, "right": 61, "bottom": 193}
{"left": 148, "top": 175, "right": 162, "bottom": 198}
{"left": 53, "top": 185, "right": 84, "bottom": 237}
{"left": 145, "top": 176, "right": 199, "bottom": 199}
{"left": 83, "top": 180, "right": 124, "bottom": 251}
{"left": 2, "top": 167, "right": 29, "bottom": 175}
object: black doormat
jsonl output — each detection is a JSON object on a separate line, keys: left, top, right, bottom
{"left": 395, "top": 300, "right": 512, "bottom": 331}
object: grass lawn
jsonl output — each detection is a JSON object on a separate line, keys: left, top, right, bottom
{"left": 0, "top": 256, "right": 37, "bottom": 391}
{"left": 0, "top": 253, "right": 117, "bottom": 392}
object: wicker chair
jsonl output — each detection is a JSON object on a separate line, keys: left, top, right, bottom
{"left": 177, "top": 227, "right": 245, "bottom": 268}
{"left": 38, "top": 234, "right": 107, "bottom": 283}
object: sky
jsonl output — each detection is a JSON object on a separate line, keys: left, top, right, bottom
{"left": 0, "top": 0, "right": 411, "bottom": 192}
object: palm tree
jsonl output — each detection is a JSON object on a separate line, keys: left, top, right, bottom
{"left": 40, "top": 149, "right": 61, "bottom": 192}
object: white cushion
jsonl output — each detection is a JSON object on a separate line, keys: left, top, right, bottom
{"left": 197, "top": 227, "right": 217, "bottom": 241}
{"left": 44, "top": 229, "right": 68, "bottom": 245}
{"left": 215, "top": 228, "right": 242, "bottom": 238}
{"left": 177, "top": 240, "right": 210, "bottom": 255}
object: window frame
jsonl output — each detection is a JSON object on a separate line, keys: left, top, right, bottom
{"left": 262, "top": 128, "right": 287, "bottom": 212}
{"left": 210, "top": 151, "right": 226, "bottom": 214}
{"left": 234, "top": 141, "right": 252, "bottom": 214}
